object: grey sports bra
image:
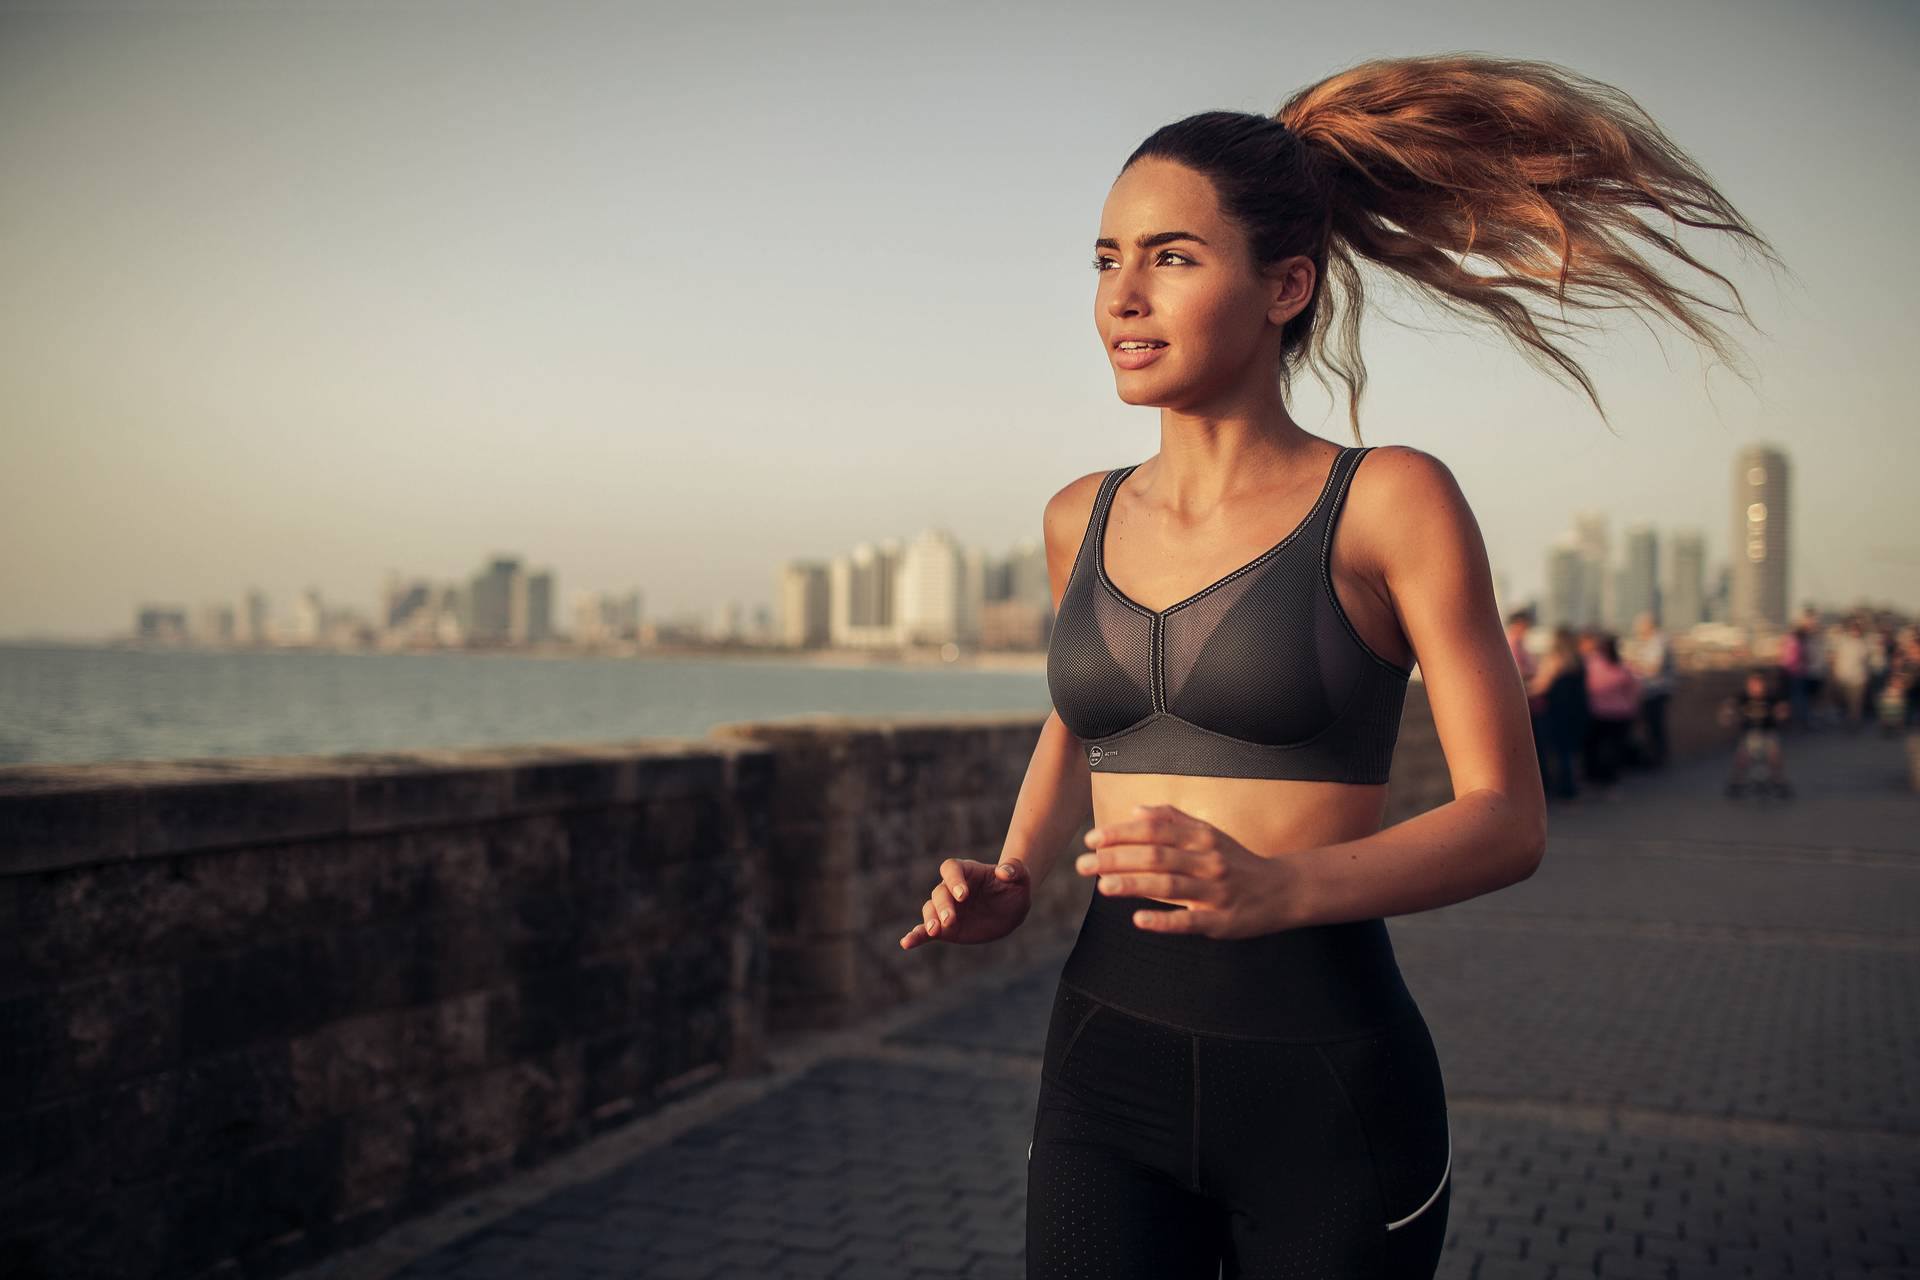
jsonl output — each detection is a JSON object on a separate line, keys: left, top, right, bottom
{"left": 1045, "top": 446, "right": 1411, "bottom": 783}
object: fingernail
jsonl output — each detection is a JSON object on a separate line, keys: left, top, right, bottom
{"left": 953, "top": 886, "right": 966, "bottom": 900}
{"left": 1098, "top": 876, "right": 1115, "bottom": 893}
{"left": 1084, "top": 831, "right": 1100, "bottom": 846}
{"left": 1075, "top": 855, "right": 1094, "bottom": 873}
{"left": 940, "top": 912, "right": 952, "bottom": 925}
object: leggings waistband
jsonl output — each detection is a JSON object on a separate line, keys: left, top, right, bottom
{"left": 1057, "top": 888, "right": 1420, "bottom": 1041}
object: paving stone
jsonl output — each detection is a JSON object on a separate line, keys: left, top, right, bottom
{"left": 367, "top": 732, "right": 1916, "bottom": 1280}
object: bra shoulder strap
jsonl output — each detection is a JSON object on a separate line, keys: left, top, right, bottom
{"left": 1317, "top": 445, "right": 1371, "bottom": 571}
{"left": 1068, "top": 464, "right": 1134, "bottom": 583}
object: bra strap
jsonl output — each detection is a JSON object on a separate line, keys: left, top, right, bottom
{"left": 1318, "top": 445, "right": 1372, "bottom": 574}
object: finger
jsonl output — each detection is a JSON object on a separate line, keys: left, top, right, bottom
{"left": 1129, "top": 904, "right": 1215, "bottom": 936}
{"left": 1095, "top": 872, "right": 1219, "bottom": 905}
{"left": 939, "top": 858, "right": 970, "bottom": 903}
{"left": 1083, "top": 805, "right": 1190, "bottom": 856}
{"left": 1075, "top": 842, "right": 1197, "bottom": 878}
{"left": 994, "top": 858, "right": 1025, "bottom": 885}
{"left": 936, "top": 855, "right": 967, "bottom": 905}
{"left": 930, "top": 882, "right": 958, "bottom": 930}
{"left": 922, "top": 899, "right": 942, "bottom": 937}
{"left": 900, "top": 922, "right": 927, "bottom": 949}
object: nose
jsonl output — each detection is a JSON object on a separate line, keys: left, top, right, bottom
{"left": 1103, "top": 261, "right": 1149, "bottom": 320}
{"left": 1106, "top": 283, "right": 1147, "bottom": 319}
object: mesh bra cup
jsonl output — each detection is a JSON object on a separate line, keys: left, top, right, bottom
{"left": 1045, "top": 446, "right": 1413, "bottom": 783}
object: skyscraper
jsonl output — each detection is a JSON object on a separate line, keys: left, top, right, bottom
{"left": 1544, "top": 539, "right": 1586, "bottom": 629}
{"left": 469, "top": 556, "right": 520, "bottom": 645}
{"left": 1572, "top": 511, "right": 1610, "bottom": 627}
{"left": 1668, "top": 530, "right": 1706, "bottom": 631}
{"left": 777, "top": 561, "right": 831, "bottom": 647}
{"left": 1616, "top": 524, "right": 1659, "bottom": 629}
{"left": 1730, "top": 445, "right": 1790, "bottom": 629}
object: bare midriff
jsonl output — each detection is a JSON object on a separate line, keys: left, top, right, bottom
{"left": 1089, "top": 774, "right": 1387, "bottom": 902}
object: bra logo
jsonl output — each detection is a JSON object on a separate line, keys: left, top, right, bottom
{"left": 1088, "top": 746, "right": 1113, "bottom": 766}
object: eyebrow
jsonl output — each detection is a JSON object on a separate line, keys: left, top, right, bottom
{"left": 1093, "top": 230, "right": 1210, "bottom": 251}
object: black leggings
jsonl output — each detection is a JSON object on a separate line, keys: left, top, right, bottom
{"left": 1027, "top": 891, "right": 1452, "bottom": 1279}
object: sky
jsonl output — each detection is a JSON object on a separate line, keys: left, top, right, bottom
{"left": 2, "top": 0, "right": 1917, "bottom": 640}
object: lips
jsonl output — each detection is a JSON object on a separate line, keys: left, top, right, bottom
{"left": 1111, "top": 340, "right": 1168, "bottom": 371}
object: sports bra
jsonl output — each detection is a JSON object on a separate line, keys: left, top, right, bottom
{"left": 1045, "top": 445, "right": 1412, "bottom": 783}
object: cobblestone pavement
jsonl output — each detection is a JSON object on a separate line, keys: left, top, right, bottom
{"left": 298, "top": 728, "right": 1919, "bottom": 1279}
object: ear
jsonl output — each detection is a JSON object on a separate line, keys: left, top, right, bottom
{"left": 1261, "top": 253, "right": 1316, "bottom": 327}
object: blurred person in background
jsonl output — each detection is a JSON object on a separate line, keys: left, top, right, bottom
{"left": 1624, "top": 611, "right": 1673, "bottom": 768}
{"left": 1719, "top": 668, "right": 1792, "bottom": 798}
{"left": 1779, "top": 620, "right": 1809, "bottom": 731}
{"left": 1863, "top": 623, "right": 1893, "bottom": 721}
{"left": 1885, "top": 627, "right": 1920, "bottom": 734}
{"left": 1580, "top": 630, "right": 1641, "bottom": 801}
{"left": 1798, "top": 607, "right": 1828, "bottom": 728}
{"left": 1827, "top": 618, "right": 1871, "bottom": 733}
{"left": 1528, "top": 626, "right": 1590, "bottom": 802}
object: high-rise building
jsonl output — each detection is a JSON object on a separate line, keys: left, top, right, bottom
{"left": 469, "top": 556, "right": 520, "bottom": 644}
{"left": 831, "top": 540, "right": 904, "bottom": 648}
{"left": 571, "top": 587, "right": 642, "bottom": 647}
{"left": 196, "top": 602, "right": 236, "bottom": 645}
{"left": 1006, "top": 539, "right": 1051, "bottom": 612}
{"left": 778, "top": 561, "right": 832, "bottom": 648}
{"left": 290, "top": 588, "right": 325, "bottom": 645}
{"left": 525, "top": 569, "right": 555, "bottom": 643}
{"left": 1616, "top": 524, "right": 1659, "bottom": 629}
{"left": 1572, "top": 512, "right": 1610, "bottom": 627}
{"left": 897, "top": 528, "right": 967, "bottom": 647}
{"left": 241, "top": 589, "right": 271, "bottom": 646}
{"left": 136, "top": 606, "right": 188, "bottom": 644}
{"left": 1667, "top": 531, "right": 1706, "bottom": 631}
{"left": 1544, "top": 539, "right": 1586, "bottom": 629}
{"left": 1730, "top": 444, "right": 1790, "bottom": 629}
{"left": 383, "top": 573, "right": 433, "bottom": 632}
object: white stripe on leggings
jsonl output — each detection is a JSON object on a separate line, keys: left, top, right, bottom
{"left": 1385, "top": 1125, "right": 1451, "bottom": 1231}
{"left": 1027, "top": 1123, "right": 1450, "bottom": 1232}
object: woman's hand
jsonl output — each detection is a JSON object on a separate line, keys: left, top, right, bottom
{"left": 899, "top": 857, "right": 1032, "bottom": 950}
{"left": 1075, "top": 804, "right": 1305, "bottom": 939}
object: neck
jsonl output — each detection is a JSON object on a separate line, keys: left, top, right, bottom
{"left": 1145, "top": 392, "right": 1326, "bottom": 511}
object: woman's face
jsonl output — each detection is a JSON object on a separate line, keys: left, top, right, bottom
{"left": 1093, "top": 156, "right": 1312, "bottom": 409}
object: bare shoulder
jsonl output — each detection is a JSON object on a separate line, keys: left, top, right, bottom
{"left": 1042, "top": 468, "right": 1114, "bottom": 611}
{"left": 1347, "top": 444, "right": 1479, "bottom": 577}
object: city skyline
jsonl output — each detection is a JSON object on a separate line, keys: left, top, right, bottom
{"left": 4, "top": 0, "right": 1918, "bottom": 641}
{"left": 107, "top": 437, "right": 1825, "bottom": 654}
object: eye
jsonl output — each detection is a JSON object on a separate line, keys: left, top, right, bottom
{"left": 1090, "top": 250, "right": 1194, "bottom": 271}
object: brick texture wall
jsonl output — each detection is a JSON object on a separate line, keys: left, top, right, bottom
{"left": 0, "top": 672, "right": 1745, "bottom": 1278}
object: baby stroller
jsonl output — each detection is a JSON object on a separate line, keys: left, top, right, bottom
{"left": 1719, "top": 671, "right": 1793, "bottom": 799}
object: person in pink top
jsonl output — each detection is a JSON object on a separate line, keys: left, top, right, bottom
{"left": 1580, "top": 630, "right": 1642, "bottom": 799}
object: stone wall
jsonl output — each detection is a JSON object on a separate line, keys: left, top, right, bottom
{"left": 0, "top": 741, "right": 776, "bottom": 1280}
{"left": 0, "top": 671, "right": 1747, "bottom": 1279}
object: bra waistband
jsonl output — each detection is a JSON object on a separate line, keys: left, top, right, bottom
{"left": 1057, "top": 888, "right": 1419, "bottom": 1041}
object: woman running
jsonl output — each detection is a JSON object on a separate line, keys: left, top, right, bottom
{"left": 899, "top": 52, "right": 1778, "bottom": 1279}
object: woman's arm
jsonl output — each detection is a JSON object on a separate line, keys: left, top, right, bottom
{"left": 996, "top": 472, "right": 1103, "bottom": 892}
{"left": 1282, "top": 447, "right": 1548, "bottom": 930}
{"left": 1000, "top": 712, "right": 1094, "bottom": 892}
